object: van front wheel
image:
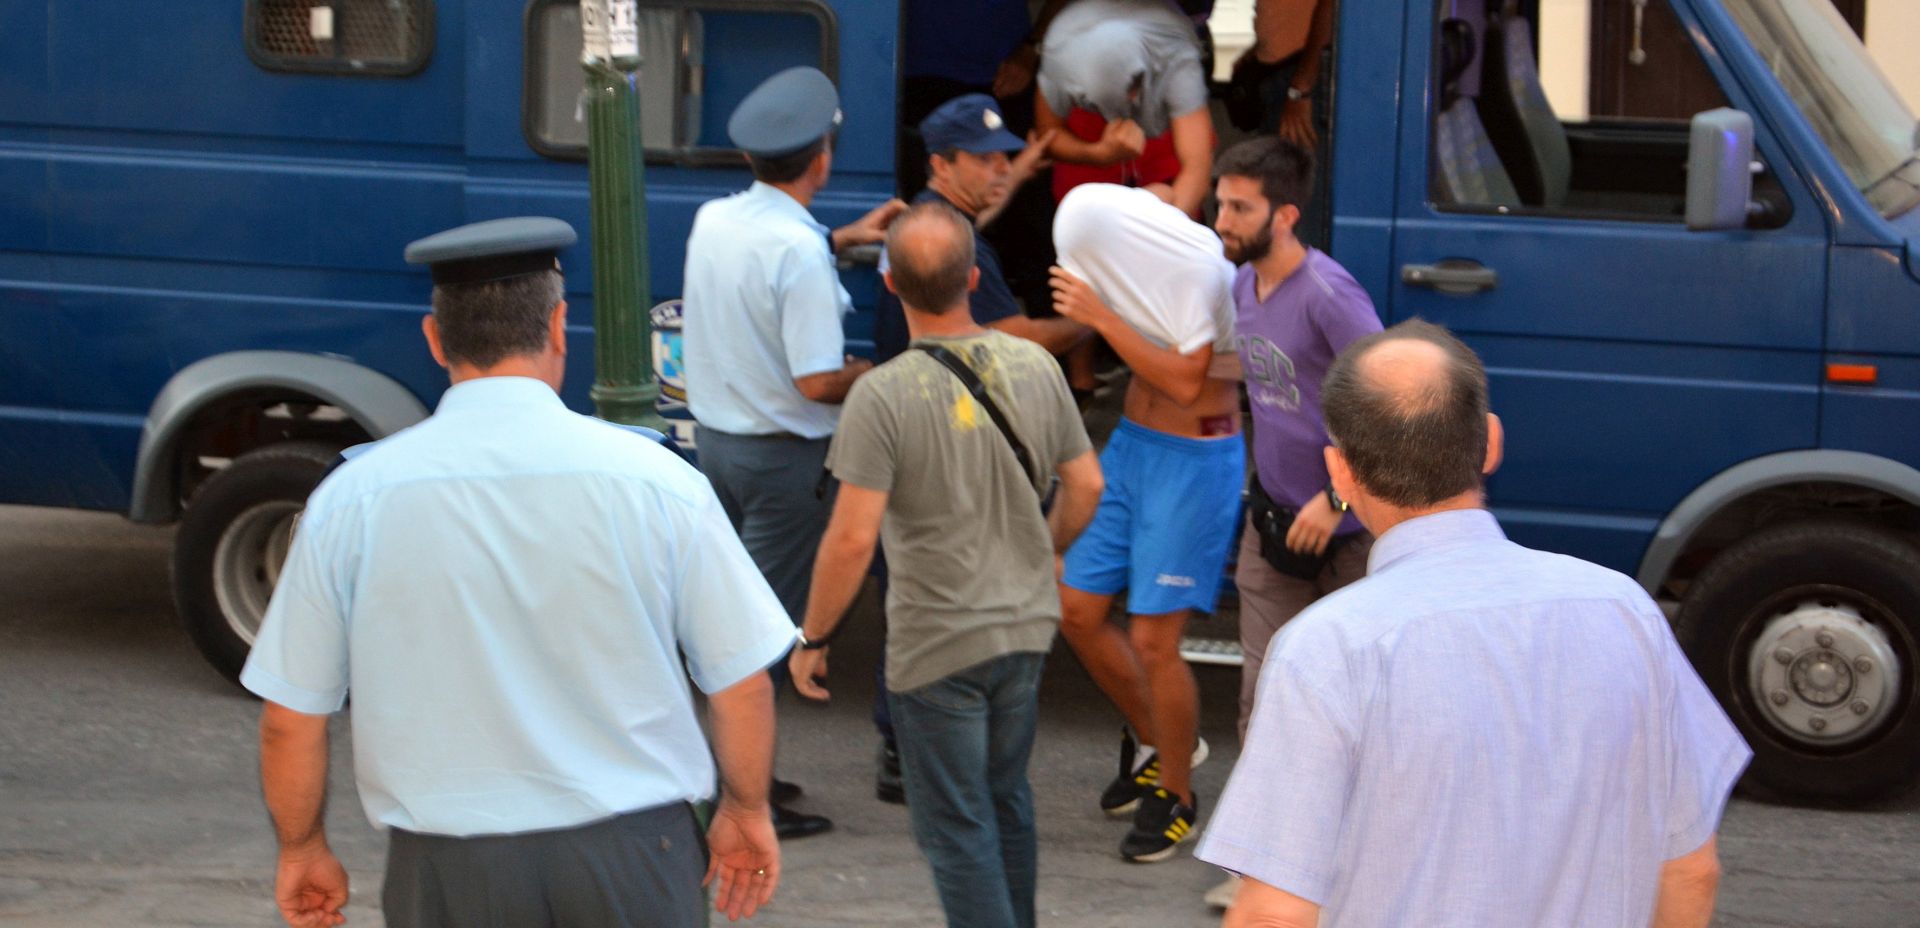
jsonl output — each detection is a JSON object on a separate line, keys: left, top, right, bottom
{"left": 1676, "top": 520, "right": 1920, "bottom": 804}
{"left": 171, "top": 442, "right": 337, "bottom": 685}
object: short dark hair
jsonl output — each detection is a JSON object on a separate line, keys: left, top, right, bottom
{"left": 1213, "top": 136, "right": 1315, "bottom": 211}
{"left": 747, "top": 134, "right": 830, "bottom": 184}
{"left": 429, "top": 269, "right": 563, "bottom": 368}
{"left": 884, "top": 202, "right": 974, "bottom": 314}
{"left": 1321, "top": 319, "right": 1489, "bottom": 508}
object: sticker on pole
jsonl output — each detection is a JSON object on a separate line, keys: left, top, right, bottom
{"left": 580, "top": 0, "right": 610, "bottom": 62}
{"left": 607, "top": 0, "right": 640, "bottom": 61}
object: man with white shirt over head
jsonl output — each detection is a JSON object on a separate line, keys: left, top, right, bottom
{"left": 1050, "top": 182, "right": 1243, "bottom": 863}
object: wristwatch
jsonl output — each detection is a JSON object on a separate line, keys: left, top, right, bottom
{"left": 795, "top": 627, "right": 833, "bottom": 651}
{"left": 1286, "top": 85, "right": 1309, "bottom": 103}
{"left": 1324, "top": 481, "right": 1350, "bottom": 513}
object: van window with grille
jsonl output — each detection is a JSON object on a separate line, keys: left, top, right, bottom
{"left": 246, "top": 0, "right": 434, "bottom": 77}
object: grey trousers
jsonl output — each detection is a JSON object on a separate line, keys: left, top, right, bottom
{"left": 693, "top": 425, "right": 833, "bottom": 625}
{"left": 383, "top": 803, "right": 705, "bottom": 928}
{"left": 1234, "top": 514, "right": 1373, "bottom": 741}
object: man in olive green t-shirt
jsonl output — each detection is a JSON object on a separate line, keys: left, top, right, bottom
{"left": 789, "top": 202, "right": 1104, "bottom": 927}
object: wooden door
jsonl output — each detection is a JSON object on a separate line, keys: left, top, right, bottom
{"left": 1590, "top": 0, "right": 1867, "bottom": 120}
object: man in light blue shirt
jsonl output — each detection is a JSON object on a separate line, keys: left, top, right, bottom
{"left": 243, "top": 218, "right": 796, "bottom": 928}
{"left": 1200, "top": 320, "right": 1749, "bottom": 928}
{"left": 681, "top": 67, "right": 903, "bottom": 837}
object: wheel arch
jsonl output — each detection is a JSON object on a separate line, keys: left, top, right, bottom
{"left": 130, "top": 352, "right": 429, "bottom": 524}
{"left": 1636, "top": 450, "right": 1920, "bottom": 597}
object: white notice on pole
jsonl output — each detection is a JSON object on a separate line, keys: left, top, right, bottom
{"left": 580, "top": 0, "right": 611, "bottom": 62}
{"left": 608, "top": 1, "right": 639, "bottom": 61}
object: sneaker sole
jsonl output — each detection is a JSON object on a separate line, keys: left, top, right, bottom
{"left": 1102, "top": 799, "right": 1140, "bottom": 818}
{"left": 1204, "top": 877, "right": 1241, "bottom": 909}
{"left": 1121, "top": 838, "right": 1188, "bottom": 864}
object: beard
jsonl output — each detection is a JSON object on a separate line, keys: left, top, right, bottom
{"left": 1221, "top": 223, "right": 1274, "bottom": 265}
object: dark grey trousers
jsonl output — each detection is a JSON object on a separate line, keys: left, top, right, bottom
{"left": 692, "top": 426, "right": 833, "bottom": 627}
{"left": 383, "top": 803, "right": 705, "bottom": 928}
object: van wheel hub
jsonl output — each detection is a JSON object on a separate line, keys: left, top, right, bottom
{"left": 211, "top": 500, "right": 302, "bottom": 646}
{"left": 1748, "top": 601, "right": 1901, "bottom": 746}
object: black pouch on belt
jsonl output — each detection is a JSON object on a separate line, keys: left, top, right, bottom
{"left": 1247, "top": 475, "right": 1338, "bottom": 581}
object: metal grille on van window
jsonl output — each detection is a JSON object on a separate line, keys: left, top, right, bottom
{"left": 248, "top": 0, "right": 433, "bottom": 75}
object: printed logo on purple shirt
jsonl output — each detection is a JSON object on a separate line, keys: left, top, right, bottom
{"left": 1238, "top": 334, "right": 1302, "bottom": 413}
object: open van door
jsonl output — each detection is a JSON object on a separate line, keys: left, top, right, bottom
{"left": 466, "top": 0, "right": 897, "bottom": 438}
{"left": 1385, "top": 0, "right": 1827, "bottom": 573}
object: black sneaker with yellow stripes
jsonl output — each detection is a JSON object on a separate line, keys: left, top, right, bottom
{"left": 1098, "top": 728, "right": 1154, "bottom": 817}
{"left": 1098, "top": 727, "right": 1211, "bottom": 818}
{"left": 1119, "top": 788, "right": 1199, "bottom": 863}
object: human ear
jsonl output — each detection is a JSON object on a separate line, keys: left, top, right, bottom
{"left": 1483, "top": 413, "right": 1505, "bottom": 476}
{"left": 422, "top": 315, "right": 449, "bottom": 369}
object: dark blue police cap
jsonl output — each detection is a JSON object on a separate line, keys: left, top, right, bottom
{"left": 920, "top": 94, "right": 1026, "bottom": 155}
{"left": 404, "top": 217, "right": 577, "bottom": 286}
{"left": 727, "top": 66, "right": 843, "bottom": 159}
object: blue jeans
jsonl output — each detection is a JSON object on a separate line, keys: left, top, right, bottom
{"left": 888, "top": 651, "right": 1046, "bottom": 928}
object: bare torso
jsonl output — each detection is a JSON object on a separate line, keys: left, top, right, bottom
{"left": 1123, "top": 371, "right": 1241, "bottom": 438}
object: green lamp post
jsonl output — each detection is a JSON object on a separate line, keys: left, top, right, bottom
{"left": 580, "top": 0, "right": 667, "bottom": 430}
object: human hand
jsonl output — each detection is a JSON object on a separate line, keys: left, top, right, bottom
{"left": 1142, "top": 182, "right": 1176, "bottom": 206}
{"left": 704, "top": 797, "right": 779, "bottom": 921}
{"left": 1048, "top": 266, "right": 1118, "bottom": 334}
{"left": 1285, "top": 491, "right": 1342, "bottom": 556}
{"left": 1010, "top": 129, "right": 1057, "bottom": 187}
{"left": 274, "top": 844, "right": 349, "bottom": 927}
{"left": 789, "top": 646, "right": 830, "bottom": 702}
{"left": 993, "top": 44, "right": 1039, "bottom": 99}
{"left": 1098, "top": 118, "right": 1146, "bottom": 163}
{"left": 1277, "top": 97, "right": 1316, "bottom": 149}
{"left": 837, "top": 199, "right": 908, "bottom": 249}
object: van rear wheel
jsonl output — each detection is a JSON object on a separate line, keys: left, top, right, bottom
{"left": 1676, "top": 520, "right": 1920, "bottom": 804}
{"left": 171, "top": 442, "right": 337, "bottom": 685}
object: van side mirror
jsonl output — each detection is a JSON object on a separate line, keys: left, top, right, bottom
{"left": 1686, "top": 109, "right": 1757, "bottom": 231}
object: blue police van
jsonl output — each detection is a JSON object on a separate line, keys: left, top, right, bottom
{"left": 2, "top": 0, "right": 1916, "bottom": 803}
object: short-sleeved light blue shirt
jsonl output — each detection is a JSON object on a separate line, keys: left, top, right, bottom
{"left": 240, "top": 376, "right": 796, "bottom": 837}
{"left": 682, "top": 181, "right": 850, "bottom": 438}
{"left": 1199, "top": 509, "right": 1750, "bottom": 927}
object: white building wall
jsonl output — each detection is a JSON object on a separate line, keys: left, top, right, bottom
{"left": 1865, "top": 0, "right": 1920, "bottom": 109}
{"left": 1205, "top": 1, "right": 1914, "bottom": 113}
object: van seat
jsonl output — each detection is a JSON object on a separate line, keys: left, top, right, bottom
{"left": 1434, "top": 17, "right": 1521, "bottom": 208}
{"left": 1480, "top": 7, "right": 1572, "bottom": 207}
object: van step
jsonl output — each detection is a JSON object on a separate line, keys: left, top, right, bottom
{"left": 1179, "top": 636, "right": 1244, "bottom": 666}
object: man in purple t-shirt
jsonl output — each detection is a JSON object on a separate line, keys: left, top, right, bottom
{"left": 1206, "top": 135, "right": 1382, "bottom": 907}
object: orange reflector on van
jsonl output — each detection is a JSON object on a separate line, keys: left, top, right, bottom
{"left": 1826, "top": 363, "right": 1878, "bottom": 385}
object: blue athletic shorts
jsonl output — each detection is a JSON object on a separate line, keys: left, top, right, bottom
{"left": 1062, "top": 418, "right": 1245, "bottom": 615}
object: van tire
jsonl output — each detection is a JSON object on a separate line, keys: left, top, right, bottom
{"left": 1676, "top": 520, "right": 1920, "bottom": 804}
{"left": 171, "top": 442, "right": 338, "bottom": 686}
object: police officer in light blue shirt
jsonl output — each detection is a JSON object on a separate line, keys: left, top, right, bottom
{"left": 242, "top": 217, "right": 796, "bottom": 928}
{"left": 680, "top": 66, "right": 904, "bottom": 838}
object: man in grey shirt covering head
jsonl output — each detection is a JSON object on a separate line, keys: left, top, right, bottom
{"left": 1200, "top": 320, "right": 1749, "bottom": 928}
{"left": 789, "top": 202, "right": 1104, "bottom": 928}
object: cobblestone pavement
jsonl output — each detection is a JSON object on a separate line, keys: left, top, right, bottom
{"left": 2, "top": 505, "right": 1916, "bottom": 927}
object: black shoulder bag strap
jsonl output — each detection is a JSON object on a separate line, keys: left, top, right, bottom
{"left": 913, "top": 342, "right": 1042, "bottom": 497}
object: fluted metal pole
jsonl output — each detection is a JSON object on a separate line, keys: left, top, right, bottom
{"left": 582, "top": 0, "right": 666, "bottom": 429}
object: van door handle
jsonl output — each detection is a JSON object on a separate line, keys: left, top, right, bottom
{"left": 1401, "top": 260, "right": 1499, "bottom": 295}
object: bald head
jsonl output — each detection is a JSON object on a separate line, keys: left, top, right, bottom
{"left": 1322, "top": 320, "right": 1490, "bottom": 508}
{"left": 884, "top": 202, "right": 975, "bottom": 316}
